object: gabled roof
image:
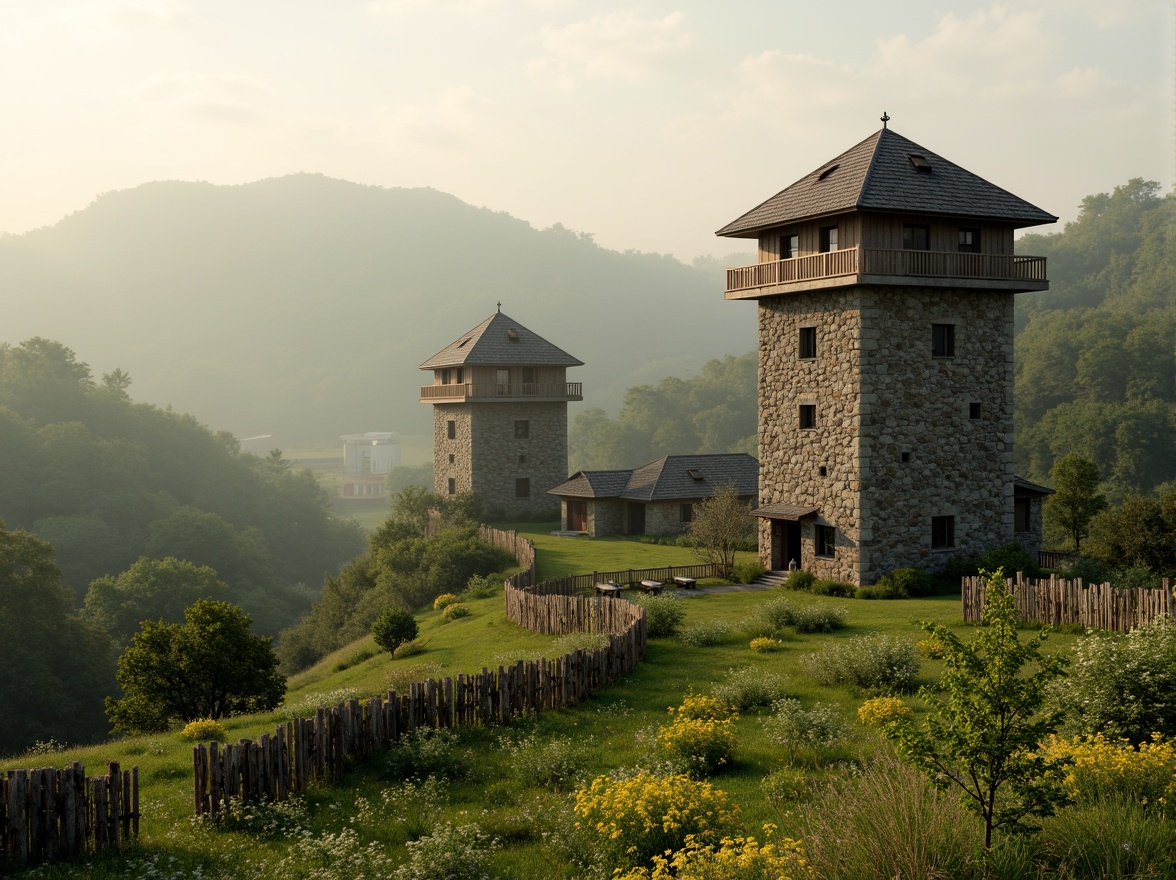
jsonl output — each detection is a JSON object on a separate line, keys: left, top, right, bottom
{"left": 716, "top": 127, "right": 1057, "bottom": 238}
{"left": 1014, "top": 475, "right": 1054, "bottom": 496}
{"left": 420, "top": 311, "right": 583, "bottom": 370}
{"left": 549, "top": 454, "right": 759, "bottom": 502}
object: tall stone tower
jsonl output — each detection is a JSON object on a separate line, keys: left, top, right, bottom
{"left": 419, "top": 310, "right": 583, "bottom": 515}
{"left": 717, "top": 124, "right": 1055, "bottom": 585}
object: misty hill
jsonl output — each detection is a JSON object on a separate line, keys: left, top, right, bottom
{"left": 1, "top": 175, "right": 754, "bottom": 443}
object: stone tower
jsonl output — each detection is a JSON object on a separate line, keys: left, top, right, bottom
{"left": 419, "top": 310, "right": 583, "bottom": 515}
{"left": 717, "top": 125, "right": 1055, "bottom": 585}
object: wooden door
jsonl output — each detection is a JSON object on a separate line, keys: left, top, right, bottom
{"left": 626, "top": 503, "right": 645, "bottom": 535}
{"left": 568, "top": 501, "right": 588, "bottom": 532}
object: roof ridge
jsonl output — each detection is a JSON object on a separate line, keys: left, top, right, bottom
{"left": 854, "top": 128, "right": 887, "bottom": 207}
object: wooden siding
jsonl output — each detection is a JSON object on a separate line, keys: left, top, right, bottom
{"left": 757, "top": 211, "right": 1014, "bottom": 260}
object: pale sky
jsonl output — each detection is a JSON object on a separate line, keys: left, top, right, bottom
{"left": 1, "top": 0, "right": 1170, "bottom": 261}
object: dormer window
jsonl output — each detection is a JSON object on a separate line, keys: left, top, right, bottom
{"left": 687, "top": 469, "right": 704, "bottom": 481}
{"left": 908, "top": 154, "right": 932, "bottom": 172}
{"left": 507, "top": 329, "right": 519, "bottom": 341}
{"left": 817, "top": 164, "right": 839, "bottom": 181}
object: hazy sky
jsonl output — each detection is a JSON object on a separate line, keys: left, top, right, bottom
{"left": 1, "top": 0, "right": 1170, "bottom": 261}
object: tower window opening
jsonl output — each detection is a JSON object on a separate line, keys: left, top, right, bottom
{"left": 931, "top": 515, "right": 955, "bottom": 549}
{"left": 447, "top": 420, "right": 456, "bottom": 439}
{"left": 815, "top": 525, "right": 836, "bottom": 557}
{"left": 969, "top": 402, "right": 982, "bottom": 419}
{"left": 799, "top": 326, "right": 817, "bottom": 359}
{"left": 799, "top": 404, "right": 816, "bottom": 429}
{"left": 516, "top": 478, "right": 530, "bottom": 498}
{"left": 932, "top": 323, "right": 955, "bottom": 358}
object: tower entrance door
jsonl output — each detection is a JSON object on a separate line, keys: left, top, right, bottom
{"left": 770, "top": 520, "right": 802, "bottom": 571}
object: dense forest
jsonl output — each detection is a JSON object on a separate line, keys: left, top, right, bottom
{"left": 0, "top": 175, "right": 753, "bottom": 442}
{"left": 571, "top": 180, "right": 1174, "bottom": 504}
{"left": 0, "top": 338, "right": 365, "bottom": 633}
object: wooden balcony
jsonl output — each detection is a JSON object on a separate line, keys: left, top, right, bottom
{"left": 725, "top": 247, "right": 1048, "bottom": 299}
{"left": 420, "top": 382, "right": 583, "bottom": 404}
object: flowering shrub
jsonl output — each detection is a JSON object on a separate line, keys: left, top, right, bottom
{"left": 761, "top": 698, "right": 847, "bottom": 761}
{"left": 658, "top": 715, "right": 737, "bottom": 777}
{"left": 750, "top": 637, "right": 783, "bottom": 653}
{"left": 392, "top": 822, "right": 498, "bottom": 880}
{"left": 356, "top": 775, "right": 448, "bottom": 840}
{"left": 180, "top": 718, "right": 227, "bottom": 742}
{"left": 761, "top": 767, "right": 811, "bottom": 814}
{"left": 801, "top": 633, "right": 919, "bottom": 694}
{"left": 713, "top": 666, "right": 790, "bottom": 712}
{"left": 679, "top": 620, "right": 733, "bottom": 647}
{"left": 672, "top": 694, "right": 734, "bottom": 721}
{"left": 856, "top": 696, "right": 912, "bottom": 729}
{"left": 503, "top": 730, "right": 591, "bottom": 789}
{"left": 573, "top": 771, "right": 739, "bottom": 866}
{"left": 615, "top": 830, "right": 812, "bottom": 879}
{"left": 791, "top": 604, "right": 848, "bottom": 634}
{"left": 277, "top": 827, "right": 395, "bottom": 880}
{"left": 1040, "top": 733, "right": 1176, "bottom": 809}
{"left": 192, "top": 794, "right": 309, "bottom": 838}
{"left": 280, "top": 688, "right": 358, "bottom": 721}
{"left": 433, "top": 593, "right": 460, "bottom": 610}
{"left": 392, "top": 640, "right": 425, "bottom": 659}
{"left": 637, "top": 594, "right": 687, "bottom": 638}
{"left": 384, "top": 727, "right": 465, "bottom": 781}
{"left": 440, "top": 602, "right": 470, "bottom": 621}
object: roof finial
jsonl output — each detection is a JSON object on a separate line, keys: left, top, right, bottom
{"left": 881, "top": 111, "right": 890, "bottom": 129}
{"left": 496, "top": 300, "right": 501, "bottom": 312}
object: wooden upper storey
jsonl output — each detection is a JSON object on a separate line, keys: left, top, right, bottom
{"left": 718, "top": 126, "right": 1055, "bottom": 299}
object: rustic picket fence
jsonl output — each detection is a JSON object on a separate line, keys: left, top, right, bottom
{"left": 194, "top": 525, "right": 649, "bottom": 817}
{"left": 1, "top": 762, "right": 138, "bottom": 868}
{"left": 962, "top": 572, "right": 1175, "bottom": 632}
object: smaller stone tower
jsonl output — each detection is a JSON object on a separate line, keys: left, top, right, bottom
{"left": 420, "top": 310, "right": 583, "bottom": 514}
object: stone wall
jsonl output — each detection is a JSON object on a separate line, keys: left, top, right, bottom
{"left": 1013, "top": 495, "right": 1044, "bottom": 556}
{"left": 433, "top": 404, "right": 474, "bottom": 496}
{"left": 756, "top": 285, "right": 1016, "bottom": 585}
{"left": 470, "top": 401, "right": 568, "bottom": 515}
{"left": 590, "top": 499, "right": 625, "bottom": 537}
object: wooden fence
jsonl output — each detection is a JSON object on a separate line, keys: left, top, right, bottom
{"left": 1, "top": 762, "right": 138, "bottom": 869}
{"left": 962, "top": 572, "right": 1175, "bottom": 632}
{"left": 195, "top": 525, "right": 651, "bottom": 816}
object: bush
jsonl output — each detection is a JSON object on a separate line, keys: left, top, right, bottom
{"left": 372, "top": 608, "right": 419, "bottom": 654}
{"left": 750, "top": 637, "right": 783, "bottom": 653}
{"left": 679, "top": 620, "right": 733, "bottom": 647}
{"left": 802, "top": 633, "right": 919, "bottom": 694}
{"left": 732, "top": 560, "right": 767, "bottom": 584}
{"left": 810, "top": 578, "right": 856, "bottom": 598}
{"left": 384, "top": 727, "right": 465, "bottom": 781}
{"left": 748, "top": 596, "right": 801, "bottom": 635}
{"left": 504, "top": 730, "right": 591, "bottom": 790}
{"left": 658, "top": 714, "right": 737, "bottom": 777}
{"left": 916, "top": 637, "right": 945, "bottom": 659}
{"left": 636, "top": 593, "right": 686, "bottom": 638}
{"left": 880, "top": 567, "right": 934, "bottom": 597}
{"left": 783, "top": 570, "right": 816, "bottom": 592}
{"left": 432, "top": 593, "right": 460, "bottom": 610}
{"left": 392, "top": 822, "right": 499, "bottom": 880}
{"left": 357, "top": 775, "right": 447, "bottom": 841}
{"left": 791, "top": 603, "right": 848, "bottom": 634}
{"left": 800, "top": 755, "right": 980, "bottom": 880}
{"left": 440, "top": 602, "right": 470, "bottom": 621}
{"left": 180, "top": 718, "right": 227, "bottom": 742}
{"left": 462, "top": 574, "right": 500, "bottom": 599}
{"left": 573, "top": 771, "right": 739, "bottom": 867}
{"left": 1049, "top": 617, "right": 1176, "bottom": 742}
{"left": 1040, "top": 733, "right": 1176, "bottom": 807}
{"left": 857, "top": 696, "right": 912, "bottom": 729}
{"left": 672, "top": 694, "right": 734, "bottom": 721}
{"left": 762, "top": 766, "right": 812, "bottom": 813}
{"left": 333, "top": 647, "right": 376, "bottom": 671}
{"left": 761, "top": 698, "right": 848, "bottom": 762}
{"left": 616, "top": 833, "right": 810, "bottom": 880}
{"left": 712, "top": 666, "right": 790, "bottom": 712}
{"left": 391, "top": 640, "right": 425, "bottom": 659}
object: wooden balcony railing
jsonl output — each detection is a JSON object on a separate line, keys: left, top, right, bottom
{"left": 420, "top": 382, "right": 583, "bottom": 402}
{"left": 725, "top": 247, "right": 1047, "bottom": 293}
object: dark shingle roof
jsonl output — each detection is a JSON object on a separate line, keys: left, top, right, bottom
{"left": 549, "top": 454, "right": 759, "bottom": 502}
{"left": 420, "top": 311, "right": 583, "bottom": 370}
{"left": 1014, "top": 475, "right": 1054, "bottom": 496}
{"left": 716, "top": 127, "right": 1057, "bottom": 238}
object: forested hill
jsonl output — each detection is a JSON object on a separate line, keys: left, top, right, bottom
{"left": 0, "top": 175, "right": 753, "bottom": 442}
{"left": 0, "top": 338, "right": 366, "bottom": 632}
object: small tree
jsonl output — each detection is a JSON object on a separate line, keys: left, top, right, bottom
{"left": 1085, "top": 494, "right": 1175, "bottom": 572}
{"left": 106, "top": 599, "right": 285, "bottom": 733}
{"left": 881, "top": 569, "right": 1068, "bottom": 849}
{"left": 1045, "top": 453, "right": 1106, "bottom": 552}
{"left": 372, "top": 608, "right": 418, "bottom": 654}
{"left": 687, "top": 484, "right": 755, "bottom": 580}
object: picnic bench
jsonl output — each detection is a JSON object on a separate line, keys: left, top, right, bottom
{"left": 672, "top": 576, "right": 697, "bottom": 589}
{"left": 638, "top": 580, "right": 663, "bottom": 595}
{"left": 596, "top": 582, "right": 623, "bottom": 598}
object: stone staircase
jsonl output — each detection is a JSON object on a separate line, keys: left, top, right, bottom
{"left": 752, "top": 569, "right": 791, "bottom": 588}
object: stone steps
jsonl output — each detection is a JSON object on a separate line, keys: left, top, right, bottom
{"left": 752, "top": 570, "right": 790, "bottom": 588}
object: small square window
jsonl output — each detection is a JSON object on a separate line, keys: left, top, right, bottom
{"left": 902, "top": 224, "right": 930, "bottom": 250}
{"left": 515, "top": 478, "right": 530, "bottom": 499}
{"left": 679, "top": 503, "right": 693, "bottom": 524}
{"left": 819, "top": 466, "right": 828, "bottom": 477}
{"left": 932, "top": 515, "right": 955, "bottom": 549}
{"left": 958, "top": 228, "right": 980, "bottom": 253}
{"left": 447, "top": 478, "right": 456, "bottom": 495}
{"left": 448, "top": 454, "right": 455, "bottom": 463}
{"left": 819, "top": 226, "right": 839, "bottom": 253}
{"left": 799, "top": 404, "right": 816, "bottom": 429}
{"left": 969, "top": 402, "right": 982, "bottom": 419}
{"left": 781, "top": 234, "right": 799, "bottom": 260}
{"left": 447, "top": 420, "right": 456, "bottom": 439}
{"left": 932, "top": 323, "right": 955, "bottom": 358}
{"left": 901, "top": 452, "right": 911, "bottom": 463}
{"left": 799, "top": 327, "right": 817, "bottom": 359}
{"left": 815, "top": 525, "right": 836, "bottom": 558}
{"left": 514, "top": 420, "right": 529, "bottom": 439}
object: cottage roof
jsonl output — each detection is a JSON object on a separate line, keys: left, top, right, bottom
{"left": 716, "top": 127, "right": 1057, "bottom": 238}
{"left": 420, "top": 311, "right": 583, "bottom": 370}
{"left": 1013, "top": 475, "right": 1055, "bottom": 497}
{"left": 549, "top": 453, "right": 759, "bottom": 502}
{"left": 750, "top": 502, "right": 820, "bottom": 521}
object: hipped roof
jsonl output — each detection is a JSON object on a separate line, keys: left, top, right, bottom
{"left": 420, "top": 311, "right": 583, "bottom": 370}
{"left": 717, "top": 127, "right": 1057, "bottom": 238}
{"left": 549, "top": 453, "right": 758, "bottom": 502}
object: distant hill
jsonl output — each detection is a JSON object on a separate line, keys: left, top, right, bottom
{"left": 0, "top": 175, "right": 754, "bottom": 443}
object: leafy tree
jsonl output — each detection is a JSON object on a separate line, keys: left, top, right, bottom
{"left": 372, "top": 608, "right": 418, "bottom": 654}
{"left": 0, "top": 520, "right": 116, "bottom": 754}
{"left": 264, "top": 448, "right": 291, "bottom": 474}
{"left": 880, "top": 569, "right": 1068, "bottom": 848}
{"left": 1085, "top": 495, "right": 1175, "bottom": 572}
{"left": 106, "top": 599, "right": 285, "bottom": 733}
{"left": 385, "top": 462, "right": 434, "bottom": 494}
{"left": 686, "top": 484, "right": 755, "bottom": 580}
{"left": 1044, "top": 453, "right": 1105, "bottom": 551}
{"left": 83, "top": 556, "right": 229, "bottom": 643}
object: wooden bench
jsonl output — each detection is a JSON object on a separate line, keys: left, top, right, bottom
{"left": 638, "top": 580, "right": 664, "bottom": 595}
{"left": 596, "top": 582, "right": 622, "bottom": 598}
{"left": 672, "top": 576, "right": 697, "bottom": 589}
